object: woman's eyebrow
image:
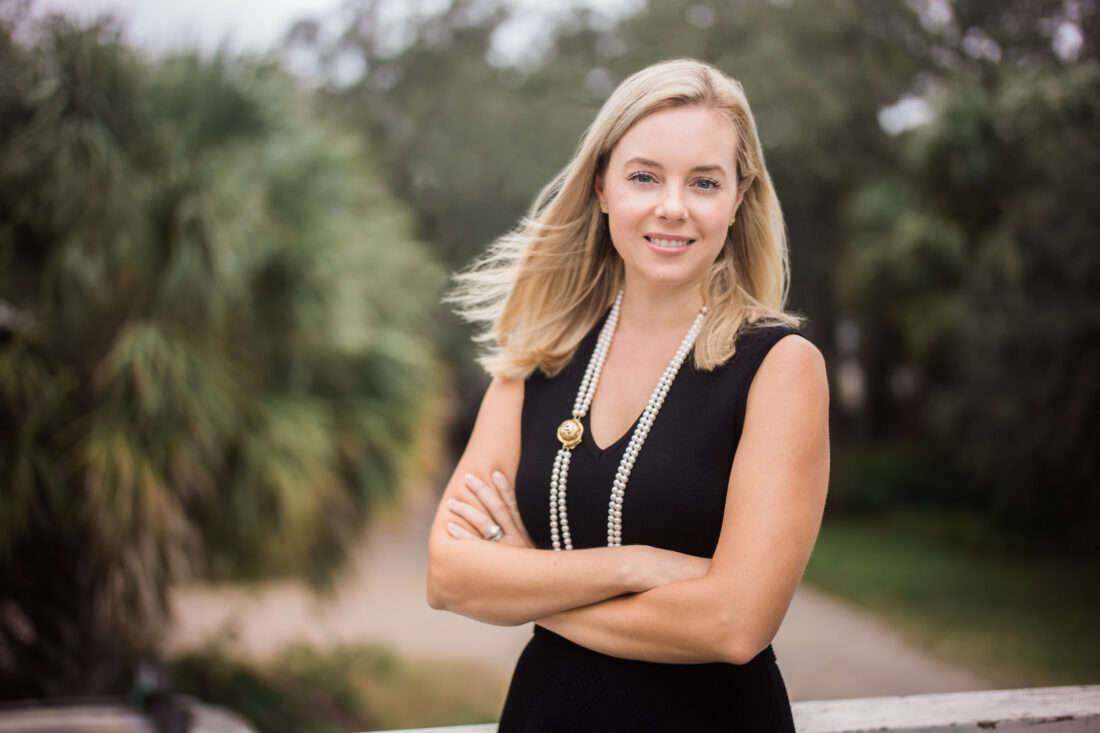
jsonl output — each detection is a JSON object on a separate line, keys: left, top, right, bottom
{"left": 622, "top": 156, "right": 663, "bottom": 169}
{"left": 622, "top": 156, "right": 730, "bottom": 176}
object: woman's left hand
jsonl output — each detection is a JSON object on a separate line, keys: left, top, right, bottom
{"left": 446, "top": 471, "right": 534, "bottom": 548}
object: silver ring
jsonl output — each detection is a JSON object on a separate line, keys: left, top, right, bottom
{"left": 484, "top": 524, "right": 504, "bottom": 542}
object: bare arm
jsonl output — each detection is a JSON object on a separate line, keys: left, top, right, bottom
{"left": 537, "top": 335, "right": 830, "bottom": 664}
{"left": 426, "top": 377, "right": 708, "bottom": 626}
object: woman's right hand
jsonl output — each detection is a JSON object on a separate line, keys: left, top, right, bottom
{"left": 446, "top": 471, "right": 534, "bottom": 548}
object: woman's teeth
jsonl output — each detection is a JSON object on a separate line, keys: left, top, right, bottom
{"left": 647, "top": 237, "right": 692, "bottom": 248}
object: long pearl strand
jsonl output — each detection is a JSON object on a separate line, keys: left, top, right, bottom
{"left": 549, "top": 291, "right": 707, "bottom": 550}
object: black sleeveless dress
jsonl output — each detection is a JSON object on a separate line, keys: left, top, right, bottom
{"left": 499, "top": 317, "right": 802, "bottom": 732}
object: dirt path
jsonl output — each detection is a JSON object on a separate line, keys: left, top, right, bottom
{"left": 168, "top": 488, "right": 992, "bottom": 701}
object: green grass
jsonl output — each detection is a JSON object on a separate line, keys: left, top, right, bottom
{"left": 804, "top": 511, "right": 1100, "bottom": 686}
{"left": 171, "top": 644, "right": 507, "bottom": 733}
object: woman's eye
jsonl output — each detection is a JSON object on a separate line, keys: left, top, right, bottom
{"left": 629, "top": 172, "right": 656, "bottom": 185}
{"left": 695, "top": 178, "right": 720, "bottom": 191}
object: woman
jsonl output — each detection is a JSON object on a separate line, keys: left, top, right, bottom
{"left": 427, "top": 58, "right": 828, "bottom": 731}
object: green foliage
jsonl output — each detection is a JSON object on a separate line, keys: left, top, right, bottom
{"left": 845, "top": 64, "right": 1100, "bottom": 544}
{"left": 807, "top": 515, "right": 1100, "bottom": 684}
{"left": 171, "top": 647, "right": 374, "bottom": 733}
{"left": 170, "top": 644, "right": 505, "bottom": 733}
{"left": 0, "top": 16, "right": 444, "bottom": 696}
{"left": 828, "top": 443, "right": 977, "bottom": 515}
{"left": 309, "top": 0, "right": 600, "bottom": 272}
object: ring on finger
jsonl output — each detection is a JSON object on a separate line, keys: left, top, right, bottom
{"left": 484, "top": 524, "right": 504, "bottom": 542}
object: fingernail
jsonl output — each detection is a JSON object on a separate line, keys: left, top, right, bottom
{"left": 447, "top": 499, "right": 460, "bottom": 510}
{"left": 464, "top": 473, "right": 477, "bottom": 487}
{"left": 446, "top": 522, "right": 461, "bottom": 537}
{"left": 493, "top": 471, "right": 506, "bottom": 486}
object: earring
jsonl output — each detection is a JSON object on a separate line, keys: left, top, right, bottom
{"left": 729, "top": 215, "right": 736, "bottom": 226}
{"left": 600, "top": 203, "right": 609, "bottom": 214}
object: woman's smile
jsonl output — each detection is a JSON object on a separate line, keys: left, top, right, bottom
{"left": 645, "top": 233, "right": 695, "bottom": 250}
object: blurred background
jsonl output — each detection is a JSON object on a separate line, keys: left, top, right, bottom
{"left": 1, "top": 0, "right": 1097, "bottom": 730}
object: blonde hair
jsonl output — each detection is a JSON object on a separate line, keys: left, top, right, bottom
{"left": 450, "top": 58, "right": 800, "bottom": 379}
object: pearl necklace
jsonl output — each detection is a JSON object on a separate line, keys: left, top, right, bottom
{"left": 549, "top": 291, "right": 707, "bottom": 550}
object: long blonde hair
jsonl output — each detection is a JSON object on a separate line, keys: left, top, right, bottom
{"left": 450, "top": 58, "right": 799, "bottom": 379}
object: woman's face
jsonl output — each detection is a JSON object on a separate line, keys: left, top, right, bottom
{"left": 596, "top": 105, "right": 743, "bottom": 297}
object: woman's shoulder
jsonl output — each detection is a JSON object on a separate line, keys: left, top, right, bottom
{"left": 741, "top": 323, "right": 826, "bottom": 400}
{"left": 729, "top": 319, "right": 810, "bottom": 367}
{"left": 691, "top": 320, "right": 822, "bottom": 425}
{"left": 712, "top": 320, "right": 822, "bottom": 395}
{"left": 734, "top": 319, "right": 807, "bottom": 349}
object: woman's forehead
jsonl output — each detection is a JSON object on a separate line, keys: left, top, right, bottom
{"left": 611, "top": 106, "right": 738, "bottom": 171}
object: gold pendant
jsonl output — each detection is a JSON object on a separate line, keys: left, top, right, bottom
{"left": 557, "top": 418, "right": 583, "bottom": 449}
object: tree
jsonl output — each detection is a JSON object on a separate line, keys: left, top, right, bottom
{"left": 844, "top": 62, "right": 1100, "bottom": 541}
{"left": 0, "top": 14, "right": 444, "bottom": 696}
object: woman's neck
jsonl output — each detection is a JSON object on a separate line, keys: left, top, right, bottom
{"left": 617, "top": 279, "right": 705, "bottom": 336}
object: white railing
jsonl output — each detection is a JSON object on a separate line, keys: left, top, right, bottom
{"left": 372, "top": 685, "right": 1100, "bottom": 733}
{"left": 1, "top": 685, "right": 1095, "bottom": 732}
{"left": 0, "top": 697, "right": 254, "bottom": 732}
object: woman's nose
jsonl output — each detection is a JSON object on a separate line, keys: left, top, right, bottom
{"left": 655, "top": 189, "right": 686, "bottom": 221}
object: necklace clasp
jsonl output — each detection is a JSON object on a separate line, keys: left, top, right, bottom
{"left": 556, "top": 418, "right": 583, "bottom": 449}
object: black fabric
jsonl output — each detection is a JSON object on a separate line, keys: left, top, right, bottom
{"left": 501, "top": 317, "right": 803, "bottom": 732}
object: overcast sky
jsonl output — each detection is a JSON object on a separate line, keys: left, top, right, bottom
{"left": 35, "top": 0, "right": 638, "bottom": 58}
{"left": 36, "top": 0, "right": 342, "bottom": 55}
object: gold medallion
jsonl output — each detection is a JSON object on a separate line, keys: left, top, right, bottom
{"left": 556, "top": 418, "right": 583, "bottom": 449}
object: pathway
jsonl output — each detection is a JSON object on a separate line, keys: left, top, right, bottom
{"left": 168, "top": 488, "right": 992, "bottom": 701}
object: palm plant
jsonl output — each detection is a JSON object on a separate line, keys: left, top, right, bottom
{"left": 0, "top": 14, "right": 443, "bottom": 697}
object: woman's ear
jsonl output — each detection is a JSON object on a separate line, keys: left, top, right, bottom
{"left": 594, "top": 175, "right": 606, "bottom": 210}
{"left": 730, "top": 184, "right": 746, "bottom": 223}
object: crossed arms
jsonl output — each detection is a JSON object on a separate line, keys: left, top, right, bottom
{"left": 426, "top": 334, "right": 829, "bottom": 665}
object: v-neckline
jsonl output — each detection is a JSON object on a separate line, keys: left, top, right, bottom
{"left": 580, "top": 410, "right": 639, "bottom": 460}
{"left": 572, "top": 307, "right": 695, "bottom": 461}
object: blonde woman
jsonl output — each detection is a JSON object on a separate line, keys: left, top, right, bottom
{"left": 427, "top": 58, "right": 829, "bottom": 731}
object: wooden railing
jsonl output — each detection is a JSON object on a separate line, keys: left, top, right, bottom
{"left": 373, "top": 685, "right": 1100, "bottom": 733}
